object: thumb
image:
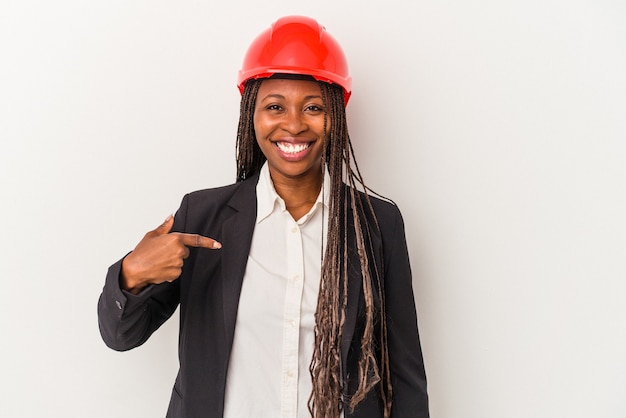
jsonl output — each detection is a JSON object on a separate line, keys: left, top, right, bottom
{"left": 153, "top": 214, "right": 174, "bottom": 235}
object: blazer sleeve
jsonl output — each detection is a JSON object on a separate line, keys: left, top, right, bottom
{"left": 97, "top": 196, "right": 190, "bottom": 351}
{"left": 383, "top": 206, "right": 429, "bottom": 417}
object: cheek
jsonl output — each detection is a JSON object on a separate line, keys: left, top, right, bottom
{"left": 253, "top": 114, "right": 272, "bottom": 141}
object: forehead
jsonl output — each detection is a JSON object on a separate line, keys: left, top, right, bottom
{"left": 256, "top": 78, "right": 322, "bottom": 99}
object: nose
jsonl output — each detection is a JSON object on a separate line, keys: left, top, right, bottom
{"left": 281, "top": 110, "right": 307, "bottom": 135}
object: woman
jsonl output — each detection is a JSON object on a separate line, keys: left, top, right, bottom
{"left": 98, "top": 15, "right": 429, "bottom": 418}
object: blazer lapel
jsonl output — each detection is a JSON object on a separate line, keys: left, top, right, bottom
{"left": 220, "top": 176, "right": 259, "bottom": 354}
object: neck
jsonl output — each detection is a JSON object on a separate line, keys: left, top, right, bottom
{"left": 270, "top": 170, "right": 323, "bottom": 220}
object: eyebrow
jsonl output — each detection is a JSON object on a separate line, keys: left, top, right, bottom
{"left": 259, "top": 94, "right": 323, "bottom": 101}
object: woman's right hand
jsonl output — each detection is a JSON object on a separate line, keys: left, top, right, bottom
{"left": 120, "top": 215, "right": 221, "bottom": 294}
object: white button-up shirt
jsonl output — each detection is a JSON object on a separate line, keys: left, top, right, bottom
{"left": 223, "top": 162, "right": 329, "bottom": 418}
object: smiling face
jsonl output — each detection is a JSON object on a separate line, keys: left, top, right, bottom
{"left": 253, "top": 78, "right": 329, "bottom": 185}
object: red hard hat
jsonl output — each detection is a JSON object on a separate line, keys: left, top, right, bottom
{"left": 237, "top": 16, "right": 352, "bottom": 104}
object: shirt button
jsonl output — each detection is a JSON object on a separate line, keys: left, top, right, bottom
{"left": 291, "top": 227, "right": 297, "bottom": 233}
{"left": 115, "top": 300, "right": 123, "bottom": 310}
{"left": 287, "top": 370, "right": 294, "bottom": 377}
{"left": 290, "top": 320, "right": 297, "bottom": 328}
{"left": 293, "top": 275, "right": 300, "bottom": 281}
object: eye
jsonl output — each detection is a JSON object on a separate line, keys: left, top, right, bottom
{"left": 305, "top": 104, "right": 324, "bottom": 113}
{"left": 266, "top": 104, "right": 283, "bottom": 111}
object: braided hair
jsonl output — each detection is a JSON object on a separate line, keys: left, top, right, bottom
{"left": 235, "top": 78, "right": 392, "bottom": 418}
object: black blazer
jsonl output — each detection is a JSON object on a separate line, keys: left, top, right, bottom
{"left": 98, "top": 174, "right": 429, "bottom": 417}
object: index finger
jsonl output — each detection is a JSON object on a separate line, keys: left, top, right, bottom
{"left": 176, "top": 233, "right": 222, "bottom": 249}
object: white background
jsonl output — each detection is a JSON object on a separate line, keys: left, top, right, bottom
{"left": 1, "top": 1, "right": 625, "bottom": 417}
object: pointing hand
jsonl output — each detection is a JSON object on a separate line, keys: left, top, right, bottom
{"left": 120, "top": 215, "right": 221, "bottom": 294}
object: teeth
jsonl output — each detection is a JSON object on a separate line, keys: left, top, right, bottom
{"left": 277, "top": 142, "right": 310, "bottom": 154}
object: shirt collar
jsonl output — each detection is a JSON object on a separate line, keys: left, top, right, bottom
{"left": 256, "top": 162, "right": 330, "bottom": 224}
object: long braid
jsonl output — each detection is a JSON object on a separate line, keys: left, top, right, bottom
{"left": 236, "top": 79, "right": 263, "bottom": 182}
{"left": 235, "top": 79, "right": 392, "bottom": 418}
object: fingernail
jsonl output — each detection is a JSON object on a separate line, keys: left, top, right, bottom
{"left": 213, "top": 241, "right": 222, "bottom": 249}
{"left": 164, "top": 214, "right": 173, "bottom": 222}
